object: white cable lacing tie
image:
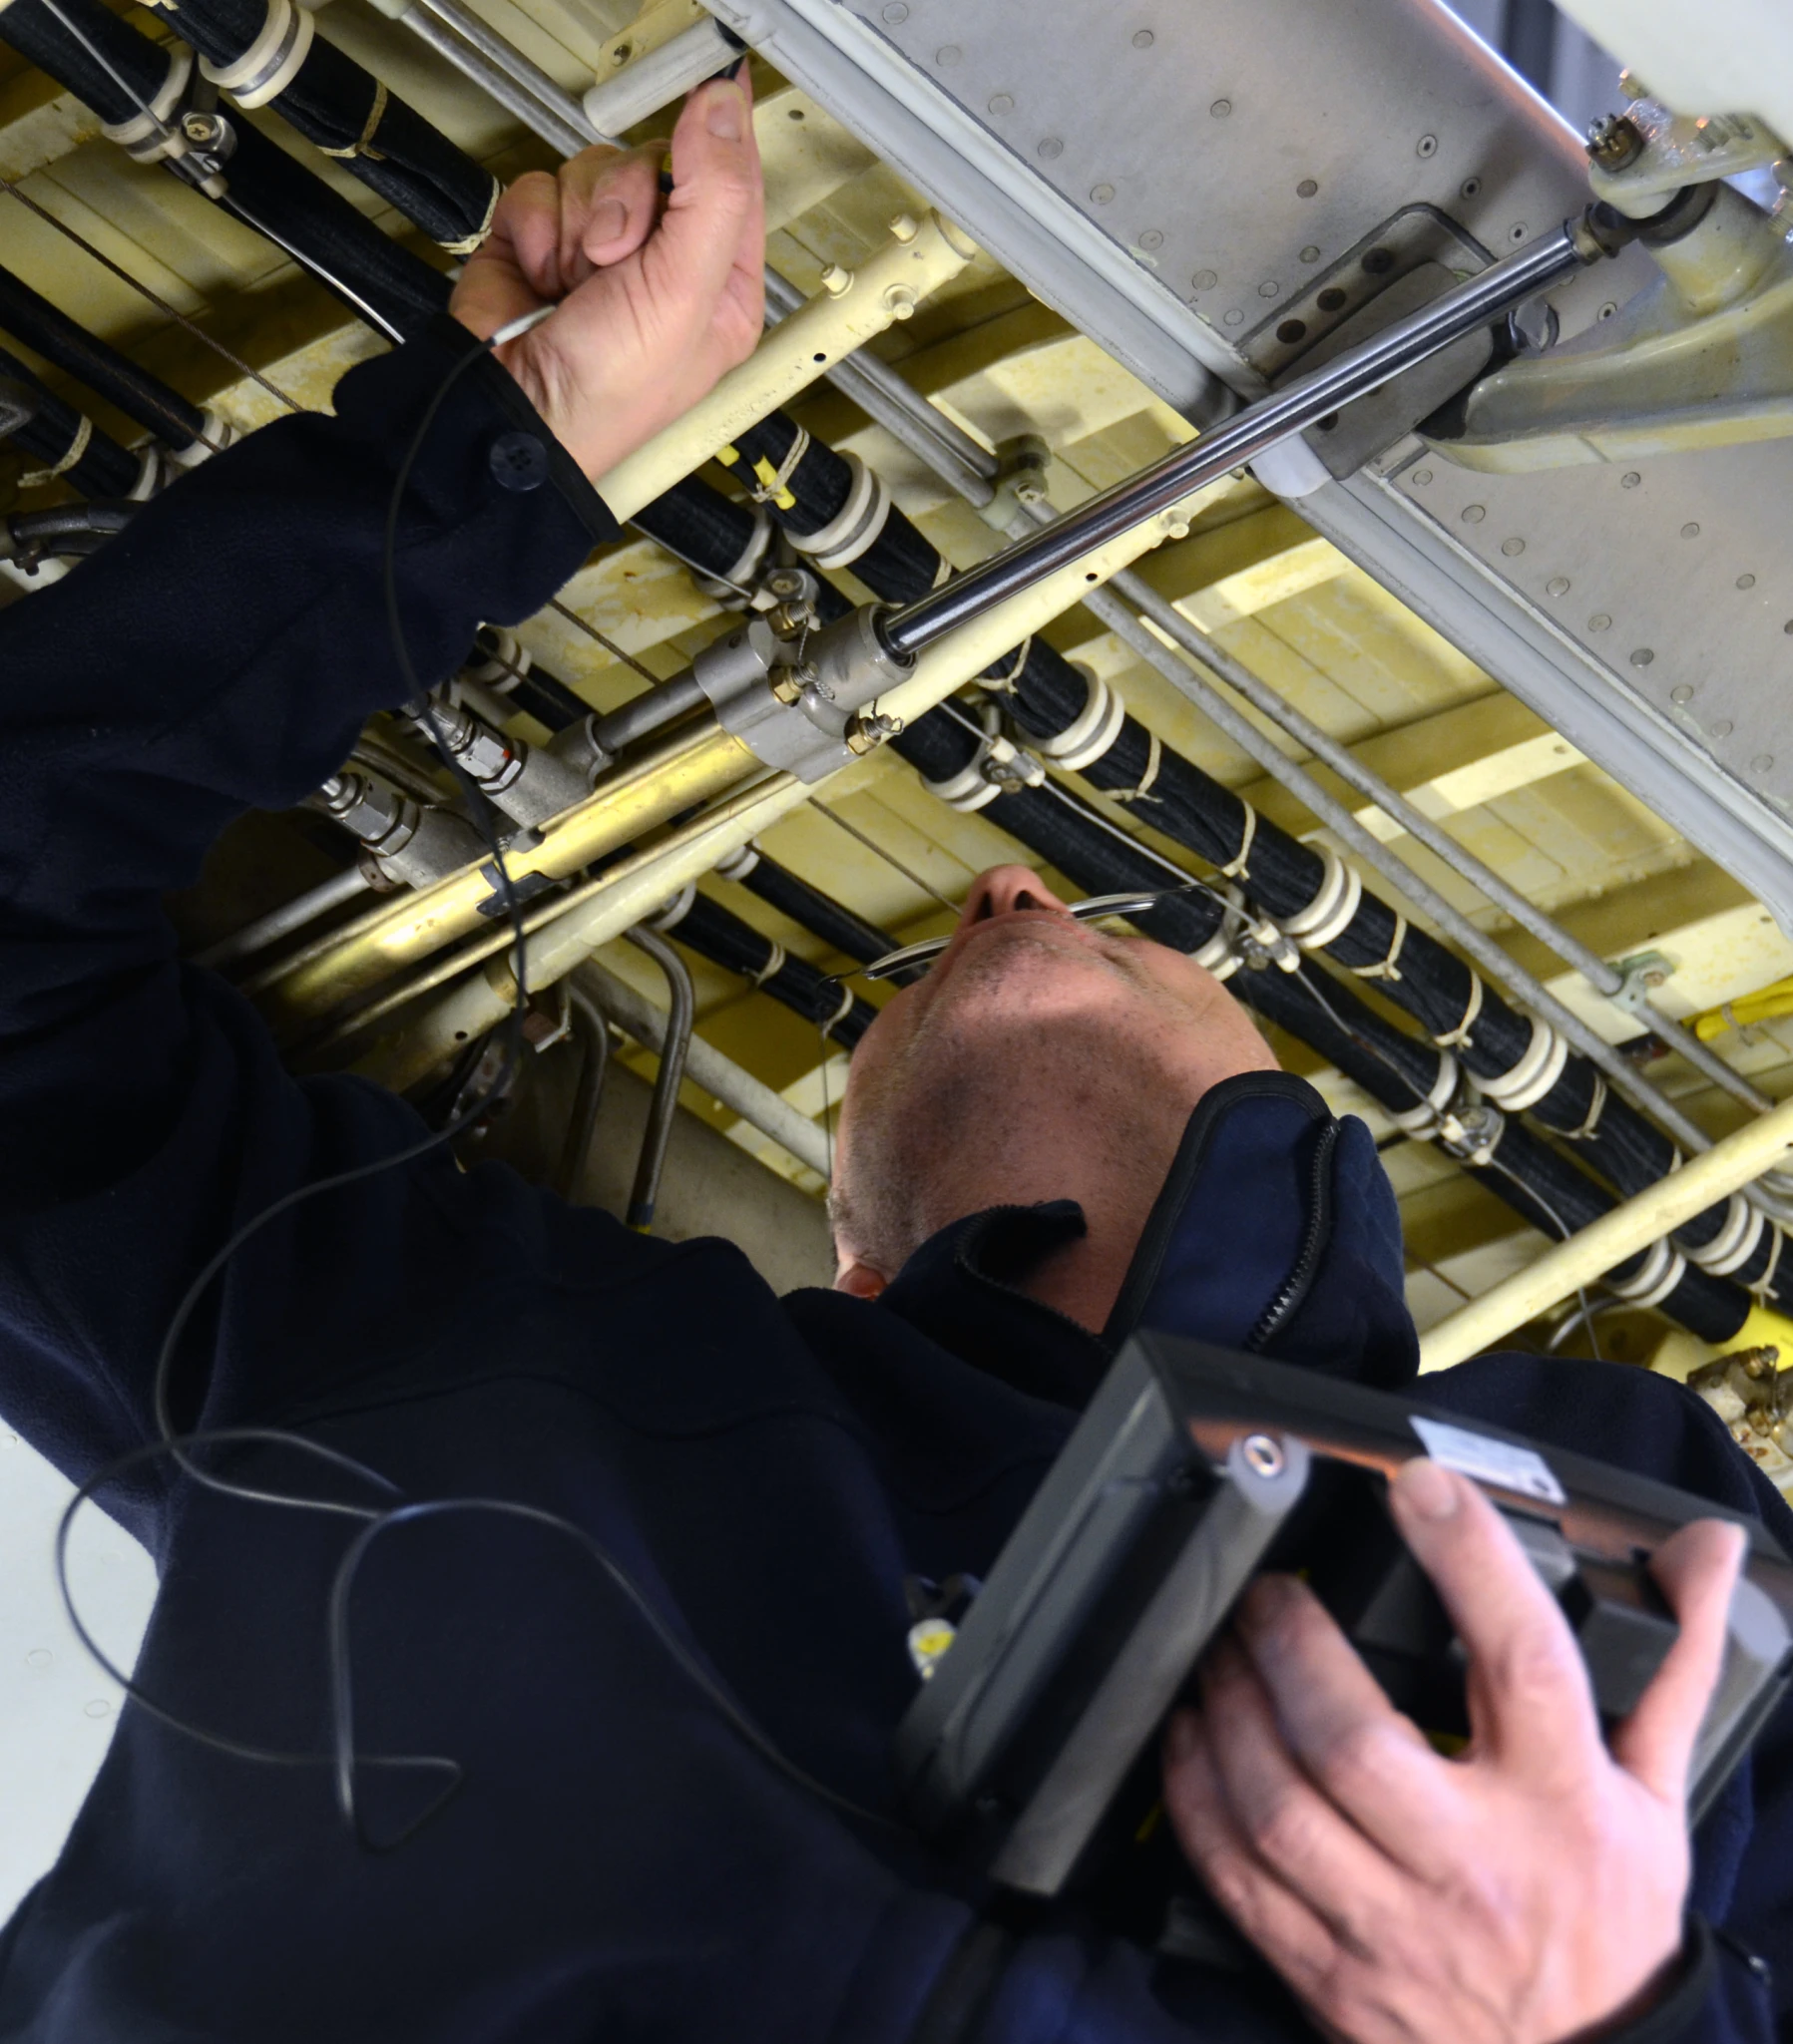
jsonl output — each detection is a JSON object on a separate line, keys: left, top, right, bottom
{"left": 1350, "top": 911, "right": 1407, "bottom": 984}
{"left": 1110, "top": 729, "right": 1162, "bottom": 804}
{"left": 16, "top": 414, "right": 91, "bottom": 489}
{"left": 821, "top": 984, "right": 855, "bottom": 1032}
{"left": 1559, "top": 1073, "right": 1607, "bottom": 1142}
{"left": 319, "top": 78, "right": 388, "bottom": 160}
{"left": 746, "top": 427, "right": 810, "bottom": 505}
{"left": 1433, "top": 972, "right": 1484, "bottom": 1049}
{"left": 746, "top": 944, "right": 787, "bottom": 989}
{"left": 984, "top": 637, "right": 1033, "bottom": 694}
{"left": 1218, "top": 804, "right": 1257, "bottom": 881}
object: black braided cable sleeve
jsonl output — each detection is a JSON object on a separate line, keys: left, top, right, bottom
{"left": 889, "top": 698, "right": 1748, "bottom": 1345}
{"left": 728, "top": 849, "right": 903, "bottom": 973}
{"left": 466, "top": 626, "right": 592, "bottom": 732}
{"left": 0, "top": 262, "right": 207, "bottom": 450}
{"left": 0, "top": 0, "right": 449, "bottom": 340}
{"left": 0, "top": 343, "right": 139, "bottom": 496}
{"left": 161, "top": 0, "right": 500, "bottom": 252}
{"left": 717, "top": 411, "right": 1785, "bottom": 1303}
{"left": 660, "top": 892, "right": 877, "bottom": 1048}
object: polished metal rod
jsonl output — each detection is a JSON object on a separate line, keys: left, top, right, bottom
{"left": 882, "top": 224, "right": 1591, "bottom": 658}
{"left": 414, "top": 0, "right": 599, "bottom": 146}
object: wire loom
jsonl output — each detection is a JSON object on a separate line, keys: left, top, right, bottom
{"left": 717, "top": 409, "right": 1793, "bottom": 1315}
{"left": 633, "top": 464, "right": 1755, "bottom": 1345}
{"left": 0, "top": 0, "right": 1763, "bottom": 1336}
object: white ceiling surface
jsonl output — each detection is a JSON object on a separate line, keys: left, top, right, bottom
{"left": 1552, "top": 0, "right": 1793, "bottom": 146}
{"left": 0, "top": 1425, "right": 154, "bottom": 1925}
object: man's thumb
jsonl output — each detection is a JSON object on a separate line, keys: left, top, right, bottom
{"left": 659, "top": 75, "right": 760, "bottom": 302}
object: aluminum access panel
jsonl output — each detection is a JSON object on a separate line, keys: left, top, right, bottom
{"left": 709, "top": 0, "right": 1793, "bottom": 929}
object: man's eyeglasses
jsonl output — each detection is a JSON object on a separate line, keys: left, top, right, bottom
{"left": 861, "top": 888, "right": 1183, "bottom": 982}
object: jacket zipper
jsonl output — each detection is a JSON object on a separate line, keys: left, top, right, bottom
{"left": 1242, "top": 1118, "right": 1339, "bottom": 1353}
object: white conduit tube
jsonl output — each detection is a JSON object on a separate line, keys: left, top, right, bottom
{"left": 582, "top": 19, "right": 738, "bottom": 139}
{"left": 595, "top": 213, "right": 977, "bottom": 522}
{"left": 575, "top": 961, "right": 830, "bottom": 1180}
{"left": 355, "top": 486, "right": 1210, "bottom": 1093}
{"left": 1418, "top": 1091, "right": 1793, "bottom": 1372}
{"left": 1070, "top": 576, "right": 1793, "bottom": 1225}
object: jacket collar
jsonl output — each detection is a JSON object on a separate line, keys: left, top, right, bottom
{"left": 876, "top": 1071, "right": 1418, "bottom": 1408}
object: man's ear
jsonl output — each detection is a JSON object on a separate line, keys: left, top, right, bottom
{"left": 834, "top": 1261, "right": 889, "bottom": 1301}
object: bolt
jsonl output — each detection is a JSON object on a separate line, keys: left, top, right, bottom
{"left": 1586, "top": 114, "right": 1644, "bottom": 171}
{"left": 847, "top": 710, "right": 905, "bottom": 754}
{"left": 888, "top": 212, "right": 919, "bottom": 242}
{"left": 819, "top": 261, "right": 852, "bottom": 296}
{"left": 881, "top": 284, "right": 917, "bottom": 319}
{"left": 1241, "top": 1433, "right": 1285, "bottom": 1478}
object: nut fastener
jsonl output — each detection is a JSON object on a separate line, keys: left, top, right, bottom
{"left": 1241, "top": 1433, "right": 1285, "bottom": 1478}
{"left": 1586, "top": 113, "right": 1644, "bottom": 171}
{"left": 881, "top": 284, "right": 918, "bottom": 319}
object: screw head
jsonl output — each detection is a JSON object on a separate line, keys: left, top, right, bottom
{"left": 1241, "top": 1433, "right": 1285, "bottom": 1478}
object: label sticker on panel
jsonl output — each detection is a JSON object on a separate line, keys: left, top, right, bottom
{"left": 1408, "top": 1417, "right": 1567, "bottom": 1506}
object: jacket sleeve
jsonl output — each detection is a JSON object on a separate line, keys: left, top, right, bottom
{"left": 0, "top": 314, "right": 630, "bottom": 1534}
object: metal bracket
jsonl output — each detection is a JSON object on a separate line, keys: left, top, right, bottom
{"left": 1610, "top": 949, "right": 1678, "bottom": 1021}
{"left": 691, "top": 606, "right": 914, "bottom": 781}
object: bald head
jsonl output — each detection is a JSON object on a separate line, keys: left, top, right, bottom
{"left": 830, "top": 866, "right": 1277, "bottom": 1330}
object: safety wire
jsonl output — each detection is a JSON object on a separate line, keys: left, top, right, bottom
{"left": 53, "top": 304, "right": 896, "bottom": 1848}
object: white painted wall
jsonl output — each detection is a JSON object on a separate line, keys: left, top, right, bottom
{"left": 0, "top": 1425, "right": 155, "bottom": 1924}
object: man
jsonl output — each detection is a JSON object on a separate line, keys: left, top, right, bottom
{"left": 0, "top": 77, "right": 1785, "bottom": 2043}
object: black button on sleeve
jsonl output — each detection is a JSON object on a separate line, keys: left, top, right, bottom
{"left": 490, "top": 429, "right": 549, "bottom": 492}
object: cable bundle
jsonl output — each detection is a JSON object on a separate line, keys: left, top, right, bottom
{"left": 0, "top": 342, "right": 141, "bottom": 496}
{"left": 718, "top": 411, "right": 1792, "bottom": 1311}
{"left": 158, "top": 0, "right": 501, "bottom": 253}
{"left": 0, "top": 0, "right": 449, "bottom": 339}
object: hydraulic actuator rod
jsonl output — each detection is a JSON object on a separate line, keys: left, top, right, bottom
{"left": 881, "top": 213, "right": 1617, "bottom": 661}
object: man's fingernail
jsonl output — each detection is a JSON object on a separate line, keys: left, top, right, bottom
{"left": 1395, "top": 1456, "right": 1459, "bottom": 1521}
{"left": 591, "top": 197, "right": 627, "bottom": 242}
{"left": 706, "top": 81, "right": 744, "bottom": 140}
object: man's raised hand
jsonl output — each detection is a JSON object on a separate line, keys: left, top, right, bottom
{"left": 1162, "top": 1455, "right": 1746, "bottom": 2044}
{"left": 450, "top": 72, "right": 764, "bottom": 484}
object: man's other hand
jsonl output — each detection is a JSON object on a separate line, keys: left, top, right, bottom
{"left": 450, "top": 72, "right": 764, "bottom": 484}
{"left": 1162, "top": 1457, "right": 1747, "bottom": 2044}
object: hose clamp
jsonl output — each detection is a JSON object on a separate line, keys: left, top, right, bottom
{"left": 1036, "top": 671, "right": 1127, "bottom": 772}
{"left": 201, "top": 0, "right": 315, "bottom": 109}
{"left": 1605, "top": 1238, "right": 1686, "bottom": 1309}
{"left": 1281, "top": 849, "right": 1364, "bottom": 953}
{"left": 1479, "top": 1017, "right": 1570, "bottom": 1114}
